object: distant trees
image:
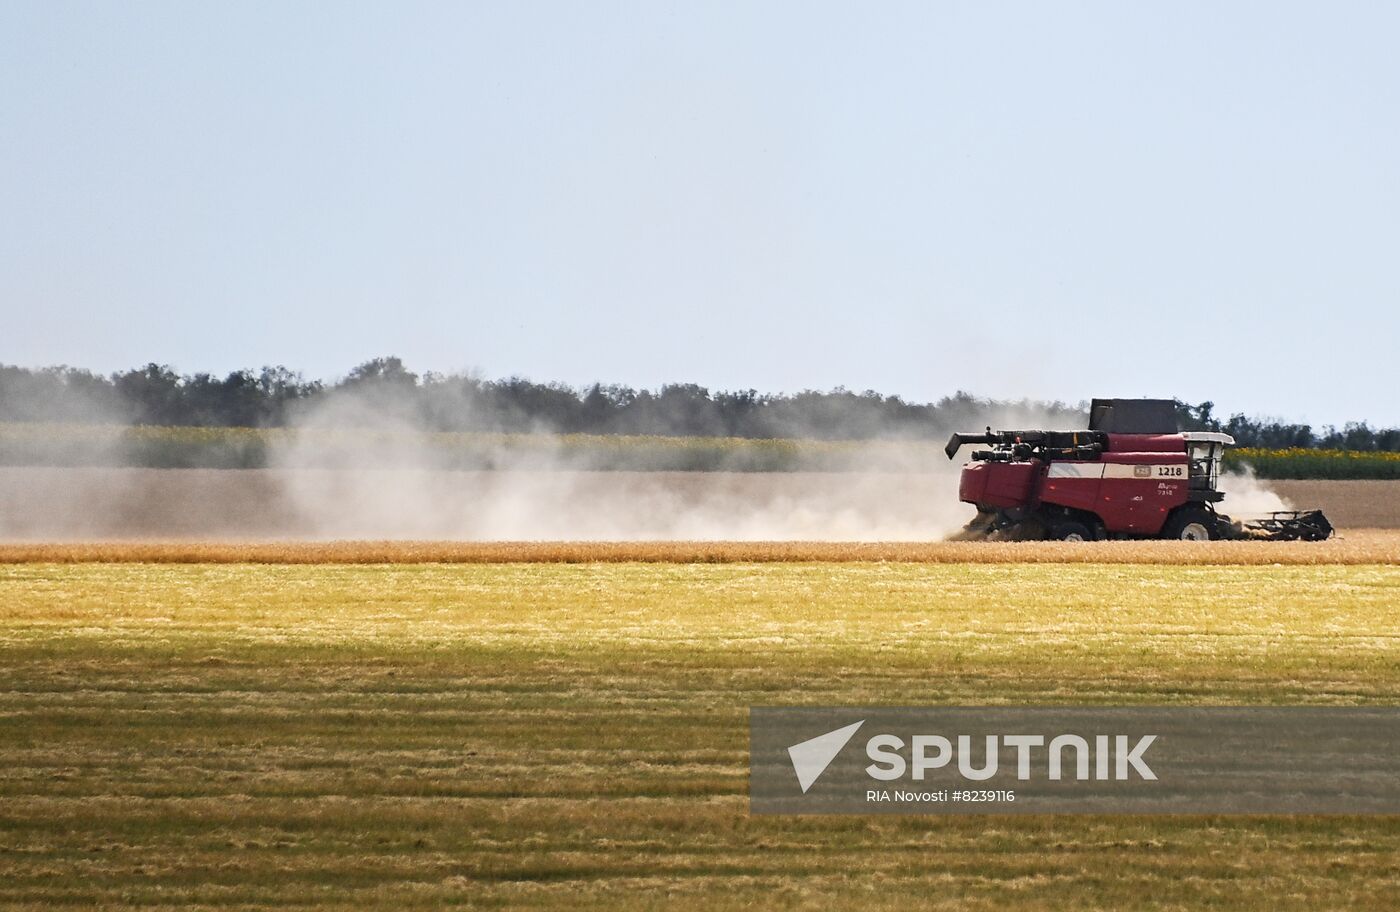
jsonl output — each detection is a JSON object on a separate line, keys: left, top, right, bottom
{"left": 0, "top": 365, "right": 128, "bottom": 423}
{"left": 0, "top": 363, "right": 322, "bottom": 428}
{"left": 1177, "top": 400, "right": 1400, "bottom": 452}
{"left": 1, "top": 360, "right": 1396, "bottom": 450}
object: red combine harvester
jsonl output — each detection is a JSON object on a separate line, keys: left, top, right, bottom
{"left": 945, "top": 398, "right": 1333, "bottom": 541}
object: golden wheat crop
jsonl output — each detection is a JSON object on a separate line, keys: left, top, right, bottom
{"left": 1, "top": 530, "right": 1396, "bottom": 565}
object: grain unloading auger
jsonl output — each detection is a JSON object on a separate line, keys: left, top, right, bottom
{"left": 944, "top": 398, "right": 1334, "bottom": 541}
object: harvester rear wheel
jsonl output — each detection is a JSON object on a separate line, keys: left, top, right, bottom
{"left": 1162, "top": 507, "right": 1217, "bottom": 541}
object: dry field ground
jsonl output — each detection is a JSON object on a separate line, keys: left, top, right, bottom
{"left": 2, "top": 467, "right": 1399, "bottom": 540}
{"left": 2, "top": 558, "right": 1400, "bottom": 909}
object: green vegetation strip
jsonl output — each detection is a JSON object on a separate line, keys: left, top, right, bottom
{"left": 4, "top": 422, "right": 1400, "bottom": 476}
{"left": 2, "top": 562, "right": 1399, "bottom": 909}
{"left": 0, "top": 422, "right": 927, "bottom": 471}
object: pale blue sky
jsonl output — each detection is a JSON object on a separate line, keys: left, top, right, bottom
{"left": 2, "top": 1, "right": 1397, "bottom": 426}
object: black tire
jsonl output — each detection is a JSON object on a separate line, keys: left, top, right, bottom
{"left": 1162, "top": 507, "right": 1218, "bottom": 541}
{"left": 1048, "top": 520, "right": 1092, "bottom": 542}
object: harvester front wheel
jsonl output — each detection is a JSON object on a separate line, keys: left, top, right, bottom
{"left": 1049, "top": 520, "right": 1092, "bottom": 542}
{"left": 1162, "top": 507, "right": 1217, "bottom": 541}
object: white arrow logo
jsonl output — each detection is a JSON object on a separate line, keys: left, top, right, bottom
{"left": 787, "top": 720, "right": 865, "bottom": 793}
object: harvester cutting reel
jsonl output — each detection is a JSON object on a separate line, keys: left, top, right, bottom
{"left": 1231, "top": 510, "right": 1334, "bottom": 542}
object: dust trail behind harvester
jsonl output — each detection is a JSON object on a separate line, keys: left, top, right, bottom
{"left": 263, "top": 393, "right": 977, "bottom": 541}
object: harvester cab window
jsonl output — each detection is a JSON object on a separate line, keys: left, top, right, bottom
{"left": 1188, "top": 442, "right": 1221, "bottom": 490}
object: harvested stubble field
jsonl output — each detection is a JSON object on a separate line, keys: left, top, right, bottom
{"left": 2, "top": 553, "right": 1400, "bottom": 909}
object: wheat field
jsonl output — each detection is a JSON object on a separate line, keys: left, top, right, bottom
{"left": 1, "top": 529, "right": 1396, "bottom": 565}
{"left": 2, "top": 559, "right": 1400, "bottom": 909}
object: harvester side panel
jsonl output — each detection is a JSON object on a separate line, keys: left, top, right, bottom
{"left": 1095, "top": 452, "right": 1190, "bottom": 535}
{"left": 1040, "top": 462, "right": 1102, "bottom": 515}
{"left": 960, "top": 462, "right": 1038, "bottom": 510}
{"left": 1033, "top": 451, "right": 1192, "bottom": 535}
{"left": 958, "top": 462, "right": 990, "bottom": 504}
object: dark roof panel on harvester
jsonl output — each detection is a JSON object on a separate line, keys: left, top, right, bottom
{"left": 1088, "top": 399, "right": 1180, "bottom": 434}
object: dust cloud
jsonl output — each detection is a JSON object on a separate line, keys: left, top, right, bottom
{"left": 264, "top": 393, "right": 974, "bottom": 541}
{"left": 1218, "top": 464, "right": 1295, "bottom": 518}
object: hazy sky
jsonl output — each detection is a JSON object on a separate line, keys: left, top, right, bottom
{"left": 2, "top": 1, "right": 1397, "bottom": 426}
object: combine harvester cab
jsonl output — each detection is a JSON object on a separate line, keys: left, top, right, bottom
{"left": 945, "top": 398, "right": 1333, "bottom": 542}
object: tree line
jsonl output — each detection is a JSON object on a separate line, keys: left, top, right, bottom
{"left": 1175, "top": 401, "right": 1400, "bottom": 452}
{"left": 1, "top": 358, "right": 1396, "bottom": 450}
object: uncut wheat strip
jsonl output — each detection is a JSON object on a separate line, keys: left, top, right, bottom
{"left": 0, "top": 533, "right": 1397, "bottom": 565}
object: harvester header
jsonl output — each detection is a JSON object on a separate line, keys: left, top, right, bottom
{"left": 945, "top": 398, "right": 1331, "bottom": 542}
